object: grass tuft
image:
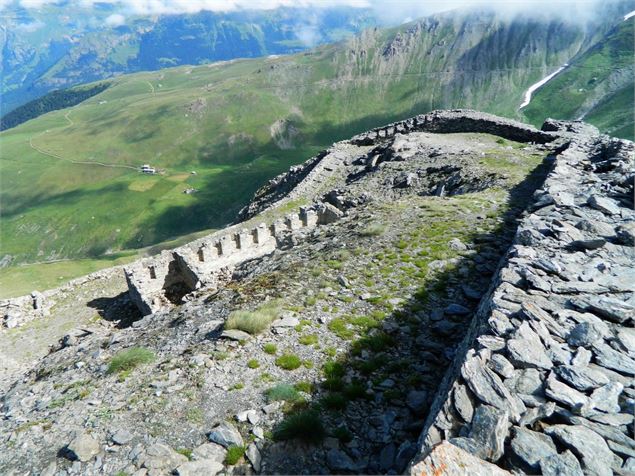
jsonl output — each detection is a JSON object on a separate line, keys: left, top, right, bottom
{"left": 225, "top": 299, "right": 283, "bottom": 335}
{"left": 225, "top": 445, "right": 246, "bottom": 465}
{"left": 266, "top": 383, "right": 300, "bottom": 402}
{"left": 273, "top": 410, "right": 325, "bottom": 443}
{"left": 275, "top": 354, "right": 302, "bottom": 370}
{"left": 107, "top": 347, "right": 155, "bottom": 374}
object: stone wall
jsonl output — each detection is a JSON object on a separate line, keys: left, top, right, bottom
{"left": 241, "top": 109, "right": 558, "bottom": 221}
{"left": 350, "top": 109, "right": 557, "bottom": 146}
{"left": 409, "top": 124, "right": 635, "bottom": 474}
{"left": 124, "top": 203, "right": 343, "bottom": 316}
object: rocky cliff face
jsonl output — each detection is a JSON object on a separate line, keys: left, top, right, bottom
{"left": 0, "top": 110, "right": 633, "bottom": 476}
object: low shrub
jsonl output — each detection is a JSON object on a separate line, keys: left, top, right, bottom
{"left": 247, "top": 359, "right": 260, "bottom": 369}
{"left": 263, "top": 343, "right": 278, "bottom": 355}
{"left": 275, "top": 354, "right": 302, "bottom": 370}
{"left": 107, "top": 347, "right": 155, "bottom": 374}
{"left": 360, "top": 223, "right": 386, "bottom": 237}
{"left": 225, "top": 445, "right": 246, "bottom": 465}
{"left": 273, "top": 410, "right": 325, "bottom": 443}
{"left": 320, "top": 393, "right": 347, "bottom": 411}
{"left": 225, "top": 299, "right": 282, "bottom": 335}
{"left": 299, "top": 334, "right": 318, "bottom": 345}
{"left": 266, "top": 383, "right": 300, "bottom": 402}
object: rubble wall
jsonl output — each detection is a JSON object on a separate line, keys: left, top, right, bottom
{"left": 409, "top": 125, "right": 635, "bottom": 474}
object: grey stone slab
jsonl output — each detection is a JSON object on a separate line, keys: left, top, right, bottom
{"left": 510, "top": 426, "right": 557, "bottom": 471}
{"left": 460, "top": 350, "right": 526, "bottom": 423}
{"left": 555, "top": 365, "right": 610, "bottom": 391}
{"left": 545, "top": 424, "right": 613, "bottom": 476}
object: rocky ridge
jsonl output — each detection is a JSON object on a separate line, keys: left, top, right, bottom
{"left": 0, "top": 110, "right": 633, "bottom": 475}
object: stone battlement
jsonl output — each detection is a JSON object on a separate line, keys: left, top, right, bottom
{"left": 124, "top": 202, "right": 343, "bottom": 315}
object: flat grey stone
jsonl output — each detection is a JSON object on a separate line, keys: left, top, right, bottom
{"left": 570, "top": 296, "right": 634, "bottom": 324}
{"left": 592, "top": 342, "right": 635, "bottom": 376}
{"left": 588, "top": 382, "right": 623, "bottom": 413}
{"left": 468, "top": 405, "right": 509, "bottom": 462}
{"left": 406, "top": 390, "right": 427, "bottom": 413}
{"left": 379, "top": 443, "right": 396, "bottom": 471}
{"left": 571, "top": 347, "right": 592, "bottom": 367}
{"left": 445, "top": 303, "right": 471, "bottom": 315}
{"left": 461, "top": 350, "right": 525, "bottom": 423}
{"left": 508, "top": 368, "right": 544, "bottom": 396}
{"left": 326, "top": 448, "right": 361, "bottom": 472}
{"left": 521, "top": 302, "right": 566, "bottom": 338}
{"left": 569, "top": 239, "right": 606, "bottom": 250}
{"left": 540, "top": 450, "right": 584, "bottom": 476}
{"left": 271, "top": 316, "right": 300, "bottom": 328}
{"left": 66, "top": 433, "right": 100, "bottom": 462}
{"left": 510, "top": 427, "right": 557, "bottom": 471}
{"left": 507, "top": 324, "right": 553, "bottom": 370}
{"left": 545, "top": 424, "right": 613, "bottom": 476}
{"left": 220, "top": 329, "right": 251, "bottom": 341}
{"left": 587, "top": 195, "right": 620, "bottom": 215}
{"left": 135, "top": 443, "right": 188, "bottom": 470}
{"left": 192, "top": 443, "right": 226, "bottom": 463}
{"left": 616, "top": 328, "right": 635, "bottom": 355}
{"left": 518, "top": 401, "right": 555, "bottom": 427}
{"left": 489, "top": 353, "right": 514, "bottom": 379}
{"left": 545, "top": 372, "right": 588, "bottom": 410}
{"left": 566, "top": 322, "right": 607, "bottom": 347}
{"left": 111, "top": 429, "right": 133, "bottom": 445}
{"left": 623, "top": 457, "right": 635, "bottom": 473}
{"left": 246, "top": 443, "right": 262, "bottom": 472}
{"left": 208, "top": 422, "right": 244, "bottom": 448}
{"left": 453, "top": 384, "right": 474, "bottom": 422}
{"left": 555, "top": 365, "right": 610, "bottom": 391}
{"left": 608, "top": 440, "right": 635, "bottom": 460}
{"left": 175, "top": 459, "right": 223, "bottom": 476}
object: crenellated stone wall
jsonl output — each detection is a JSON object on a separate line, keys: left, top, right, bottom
{"left": 124, "top": 203, "right": 343, "bottom": 316}
{"left": 409, "top": 123, "right": 635, "bottom": 474}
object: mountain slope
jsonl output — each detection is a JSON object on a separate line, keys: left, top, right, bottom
{"left": 522, "top": 16, "right": 634, "bottom": 140}
{"left": 1, "top": 5, "right": 376, "bottom": 113}
{"left": 0, "top": 8, "right": 629, "bottom": 292}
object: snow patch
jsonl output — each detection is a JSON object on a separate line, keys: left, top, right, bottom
{"left": 519, "top": 64, "right": 568, "bottom": 110}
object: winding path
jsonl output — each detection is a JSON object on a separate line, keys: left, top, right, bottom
{"left": 28, "top": 108, "right": 138, "bottom": 170}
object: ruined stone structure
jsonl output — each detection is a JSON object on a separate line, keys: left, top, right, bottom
{"left": 409, "top": 121, "right": 635, "bottom": 474}
{"left": 125, "top": 203, "right": 342, "bottom": 315}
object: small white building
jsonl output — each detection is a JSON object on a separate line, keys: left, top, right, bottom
{"left": 141, "top": 164, "right": 156, "bottom": 174}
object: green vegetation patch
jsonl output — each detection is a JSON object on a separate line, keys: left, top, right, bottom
{"left": 266, "top": 383, "right": 301, "bottom": 402}
{"left": 273, "top": 410, "right": 325, "bottom": 443}
{"left": 225, "top": 299, "right": 282, "bottom": 335}
{"left": 225, "top": 445, "right": 246, "bottom": 465}
{"left": 107, "top": 347, "right": 155, "bottom": 374}
{"left": 275, "top": 354, "right": 302, "bottom": 370}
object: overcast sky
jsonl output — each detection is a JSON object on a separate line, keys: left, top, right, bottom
{"left": 2, "top": 0, "right": 629, "bottom": 24}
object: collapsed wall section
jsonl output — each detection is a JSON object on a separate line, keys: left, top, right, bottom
{"left": 408, "top": 128, "right": 635, "bottom": 474}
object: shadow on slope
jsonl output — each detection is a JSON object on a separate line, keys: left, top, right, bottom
{"left": 264, "top": 154, "right": 552, "bottom": 474}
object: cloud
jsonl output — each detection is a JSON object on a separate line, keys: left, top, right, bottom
{"left": 105, "top": 12, "right": 125, "bottom": 25}
{"left": 5, "top": 0, "right": 629, "bottom": 24}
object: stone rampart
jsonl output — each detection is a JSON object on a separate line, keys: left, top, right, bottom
{"left": 350, "top": 109, "right": 557, "bottom": 146}
{"left": 409, "top": 125, "right": 635, "bottom": 474}
{"left": 124, "top": 203, "right": 342, "bottom": 316}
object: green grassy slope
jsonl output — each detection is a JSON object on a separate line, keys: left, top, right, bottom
{"left": 522, "top": 18, "right": 634, "bottom": 140}
{"left": 0, "top": 10, "right": 623, "bottom": 287}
